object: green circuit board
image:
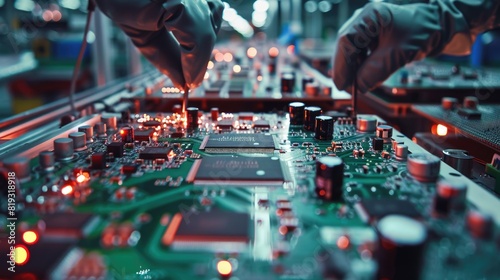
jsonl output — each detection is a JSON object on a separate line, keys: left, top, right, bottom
{"left": 1, "top": 111, "right": 499, "bottom": 280}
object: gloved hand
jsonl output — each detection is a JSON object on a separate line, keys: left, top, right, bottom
{"left": 332, "top": 0, "right": 500, "bottom": 94}
{"left": 95, "top": 0, "right": 224, "bottom": 90}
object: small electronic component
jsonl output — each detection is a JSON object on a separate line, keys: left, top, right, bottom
{"left": 107, "top": 142, "right": 124, "bottom": 158}
{"left": 162, "top": 211, "right": 250, "bottom": 252}
{"left": 355, "top": 198, "right": 421, "bottom": 223}
{"left": 187, "top": 156, "right": 286, "bottom": 186}
{"left": 200, "top": 133, "right": 278, "bottom": 153}
{"left": 139, "top": 147, "right": 172, "bottom": 160}
{"left": 134, "top": 129, "right": 154, "bottom": 142}
{"left": 43, "top": 212, "right": 98, "bottom": 238}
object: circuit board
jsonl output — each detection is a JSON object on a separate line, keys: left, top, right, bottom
{"left": 1, "top": 108, "right": 499, "bottom": 280}
{"left": 412, "top": 104, "right": 500, "bottom": 152}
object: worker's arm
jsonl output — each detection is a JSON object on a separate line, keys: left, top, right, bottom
{"left": 332, "top": 0, "right": 500, "bottom": 94}
{"left": 95, "top": 0, "right": 224, "bottom": 89}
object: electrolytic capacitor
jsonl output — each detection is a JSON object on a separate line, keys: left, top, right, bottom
{"left": 186, "top": 107, "right": 199, "bottom": 130}
{"left": 101, "top": 115, "right": 118, "bottom": 132}
{"left": 315, "top": 116, "right": 334, "bottom": 140}
{"left": 376, "top": 215, "right": 427, "bottom": 280}
{"left": 94, "top": 122, "right": 107, "bottom": 137}
{"left": 120, "top": 127, "right": 134, "bottom": 143}
{"left": 442, "top": 149, "right": 474, "bottom": 178}
{"left": 395, "top": 144, "right": 408, "bottom": 160}
{"left": 315, "top": 156, "right": 344, "bottom": 201}
{"left": 78, "top": 125, "right": 94, "bottom": 141}
{"left": 305, "top": 82, "right": 320, "bottom": 96}
{"left": 303, "top": 106, "right": 322, "bottom": 131}
{"left": 289, "top": 102, "right": 305, "bottom": 125}
{"left": 69, "top": 132, "right": 87, "bottom": 151}
{"left": 54, "top": 138, "right": 74, "bottom": 161}
{"left": 467, "top": 210, "right": 494, "bottom": 240}
{"left": 2, "top": 156, "right": 31, "bottom": 183}
{"left": 281, "top": 73, "right": 295, "bottom": 93}
{"left": 302, "top": 76, "right": 314, "bottom": 91}
{"left": 39, "top": 151, "right": 55, "bottom": 171}
{"left": 376, "top": 125, "right": 393, "bottom": 139}
{"left": 407, "top": 153, "right": 441, "bottom": 182}
{"left": 356, "top": 115, "right": 377, "bottom": 132}
{"left": 121, "top": 110, "right": 131, "bottom": 122}
{"left": 434, "top": 179, "right": 467, "bottom": 216}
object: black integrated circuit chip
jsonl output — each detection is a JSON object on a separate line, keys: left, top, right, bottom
{"left": 134, "top": 129, "right": 154, "bottom": 142}
{"left": 200, "top": 133, "right": 278, "bottom": 153}
{"left": 355, "top": 198, "right": 421, "bottom": 223}
{"left": 43, "top": 212, "right": 98, "bottom": 238}
{"left": 217, "top": 119, "right": 234, "bottom": 130}
{"left": 139, "top": 147, "right": 172, "bottom": 160}
{"left": 187, "top": 156, "right": 285, "bottom": 186}
{"left": 162, "top": 211, "right": 250, "bottom": 251}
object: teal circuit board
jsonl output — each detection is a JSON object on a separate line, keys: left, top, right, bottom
{"left": 0, "top": 111, "right": 499, "bottom": 280}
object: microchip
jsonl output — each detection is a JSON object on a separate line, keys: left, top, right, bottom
{"left": 187, "top": 156, "right": 286, "bottom": 186}
{"left": 134, "top": 129, "right": 154, "bottom": 142}
{"left": 143, "top": 120, "right": 161, "bottom": 127}
{"left": 0, "top": 239, "right": 77, "bottom": 279}
{"left": 43, "top": 212, "right": 99, "bottom": 238}
{"left": 217, "top": 119, "right": 233, "bottom": 130}
{"left": 238, "top": 112, "right": 253, "bottom": 120}
{"left": 253, "top": 120, "right": 270, "bottom": 129}
{"left": 200, "top": 133, "right": 278, "bottom": 153}
{"left": 162, "top": 211, "right": 250, "bottom": 252}
{"left": 107, "top": 142, "right": 124, "bottom": 158}
{"left": 139, "top": 147, "right": 172, "bottom": 160}
{"left": 354, "top": 199, "right": 421, "bottom": 224}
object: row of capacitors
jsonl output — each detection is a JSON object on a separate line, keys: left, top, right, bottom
{"left": 0, "top": 114, "right": 135, "bottom": 184}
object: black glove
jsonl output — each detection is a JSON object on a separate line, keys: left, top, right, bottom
{"left": 95, "top": 0, "right": 224, "bottom": 89}
{"left": 332, "top": 0, "right": 500, "bottom": 94}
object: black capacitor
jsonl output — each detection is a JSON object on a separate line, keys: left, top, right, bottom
{"left": 121, "top": 110, "right": 131, "bottom": 122}
{"left": 434, "top": 179, "right": 467, "bottom": 216}
{"left": 186, "top": 107, "right": 199, "bottom": 129}
{"left": 372, "top": 137, "right": 384, "bottom": 151}
{"left": 304, "top": 106, "right": 322, "bottom": 131}
{"left": 281, "top": 73, "right": 295, "bottom": 93}
{"left": 120, "top": 127, "right": 134, "bottom": 143}
{"left": 54, "top": 138, "right": 74, "bottom": 160}
{"left": 442, "top": 149, "right": 474, "bottom": 178}
{"left": 91, "top": 152, "right": 106, "bottom": 169}
{"left": 315, "top": 116, "right": 334, "bottom": 140}
{"left": 376, "top": 215, "right": 427, "bottom": 280}
{"left": 289, "top": 102, "right": 305, "bottom": 125}
{"left": 315, "top": 156, "right": 344, "bottom": 201}
{"left": 302, "top": 76, "right": 314, "bottom": 91}
{"left": 39, "top": 151, "right": 55, "bottom": 171}
{"left": 2, "top": 157, "right": 31, "bottom": 182}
